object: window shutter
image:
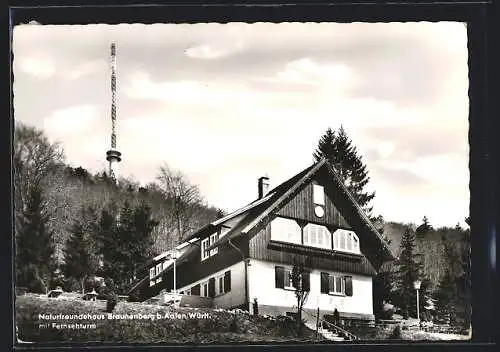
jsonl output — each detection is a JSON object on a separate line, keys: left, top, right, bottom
{"left": 275, "top": 266, "right": 285, "bottom": 289}
{"left": 302, "top": 272, "right": 310, "bottom": 292}
{"left": 191, "top": 284, "right": 200, "bottom": 296}
{"left": 320, "top": 272, "right": 329, "bottom": 294}
{"left": 345, "top": 276, "right": 353, "bottom": 296}
{"left": 224, "top": 271, "right": 231, "bottom": 293}
{"left": 209, "top": 278, "right": 216, "bottom": 298}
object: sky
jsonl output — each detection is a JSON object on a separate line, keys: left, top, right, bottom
{"left": 12, "top": 22, "right": 469, "bottom": 228}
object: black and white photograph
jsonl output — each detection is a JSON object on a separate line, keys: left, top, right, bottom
{"left": 13, "top": 21, "right": 472, "bottom": 344}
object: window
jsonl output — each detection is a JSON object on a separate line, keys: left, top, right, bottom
{"left": 201, "top": 238, "right": 210, "bottom": 261}
{"left": 201, "top": 281, "right": 209, "bottom": 297}
{"left": 313, "top": 184, "right": 325, "bottom": 205}
{"left": 155, "top": 263, "right": 162, "bottom": 283}
{"left": 321, "top": 273, "right": 353, "bottom": 296}
{"left": 275, "top": 266, "right": 310, "bottom": 291}
{"left": 185, "top": 288, "right": 191, "bottom": 296}
{"left": 209, "top": 233, "right": 219, "bottom": 256}
{"left": 217, "top": 275, "right": 225, "bottom": 295}
{"left": 303, "top": 224, "right": 332, "bottom": 249}
{"left": 149, "top": 267, "right": 155, "bottom": 280}
{"left": 332, "top": 229, "right": 360, "bottom": 254}
{"left": 201, "top": 233, "right": 219, "bottom": 261}
{"left": 283, "top": 269, "right": 294, "bottom": 289}
{"left": 271, "top": 217, "right": 301, "bottom": 244}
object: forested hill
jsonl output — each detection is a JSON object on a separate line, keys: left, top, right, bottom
{"left": 14, "top": 123, "right": 225, "bottom": 266}
{"left": 45, "top": 165, "right": 225, "bottom": 261}
{"left": 382, "top": 219, "right": 470, "bottom": 293}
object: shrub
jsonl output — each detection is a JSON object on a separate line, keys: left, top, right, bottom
{"left": 106, "top": 295, "right": 118, "bottom": 313}
{"left": 388, "top": 325, "right": 402, "bottom": 339}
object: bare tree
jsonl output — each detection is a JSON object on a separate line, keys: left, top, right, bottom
{"left": 13, "top": 123, "right": 64, "bottom": 233}
{"left": 291, "top": 263, "right": 310, "bottom": 336}
{"left": 156, "top": 163, "right": 205, "bottom": 243}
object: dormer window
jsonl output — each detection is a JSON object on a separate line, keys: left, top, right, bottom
{"left": 333, "top": 229, "right": 360, "bottom": 254}
{"left": 149, "top": 267, "right": 155, "bottom": 287}
{"left": 209, "top": 233, "right": 219, "bottom": 256}
{"left": 201, "top": 232, "right": 220, "bottom": 261}
{"left": 201, "top": 238, "right": 210, "bottom": 261}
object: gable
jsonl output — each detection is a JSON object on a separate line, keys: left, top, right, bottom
{"left": 276, "top": 175, "right": 351, "bottom": 229}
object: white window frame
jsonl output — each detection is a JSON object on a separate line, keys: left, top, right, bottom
{"left": 332, "top": 229, "right": 360, "bottom": 254}
{"left": 270, "top": 217, "right": 302, "bottom": 244}
{"left": 201, "top": 280, "right": 209, "bottom": 297}
{"left": 283, "top": 268, "right": 300, "bottom": 291}
{"left": 313, "top": 184, "right": 325, "bottom": 205}
{"left": 149, "top": 267, "right": 155, "bottom": 280}
{"left": 328, "top": 274, "right": 345, "bottom": 295}
{"left": 217, "top": 274, "right": 225, "bottom": 295}
{"left": 201, "top": 238, "right": 210, "bottom": 261}
{"left": 209, "top": 233, "right": 219, "bottom": 256}
{"left": 303, "top": 223, "right": 332, "bottom": 250}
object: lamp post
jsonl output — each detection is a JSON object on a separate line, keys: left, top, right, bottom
{"left": 170, "top": 250, "right": 178, "bottom": 297}
{"left": 413, "top": 280, "right": 421, "bottom": 322}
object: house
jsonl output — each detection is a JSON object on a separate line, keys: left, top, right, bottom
{"left": 128, "top": 158, "right": 395, "bottom": 324}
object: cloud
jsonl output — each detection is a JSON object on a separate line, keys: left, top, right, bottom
{"left": 18, "top": 57, "right": 54, "bottom": 79}
{"left": 12, "top": 22, "right": 469, "bottom": 228}
{"left": 67, "top": 59, "right": 108, "bottom": 79}
{"left": 185, "top": 42, "right": 245, "bottom": 60}
{"left": 44, "top": 105, "right": 98, "bottom": 134}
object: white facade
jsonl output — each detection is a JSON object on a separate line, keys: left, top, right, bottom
{"left": 247, "top": 259, "right": 373, "bottom": 316}
{"left": 176, "top": 261, "right": 247, "bottom": 309}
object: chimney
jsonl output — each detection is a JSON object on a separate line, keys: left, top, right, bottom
{"left": 258, "top": 176, "right": 270, "bottom": 199}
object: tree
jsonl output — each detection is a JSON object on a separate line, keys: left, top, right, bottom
{"left": 129, "top": 201, "right": 159, "bottom": 281}
{"left": 13, "top": 123, "right": 64, "bottom": 229}
{"left": 434, "top": 227, "right": 471, "bottom": 327}
{"left": 392, "top": 228, "right": 428, "bottom": 319}
{"left": 15, "top": 185, "right": 55, "bottom": 293}
{"left": 416, "top": 216, "right": 433, "bottom": 237}
{"left": 373, "top": 261, "right": 396, "bottom": 319}
{"left": 291, "top": 263, "right": 310, "bottom": 336}
{"left": 62, "top": 206, "right": 99, "bottom": 293}
{"left": 156, "top": 163, "right": 204, "bottom": 243}
{"left": 99, "top": 201, "right": 158, "bottom": 293}
{"left": 313, "top": 126, "right": 375, "bottom": 216}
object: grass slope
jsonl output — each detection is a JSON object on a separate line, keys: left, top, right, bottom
{"left": 16, "top": 294, "right": 321, "bottom": 344}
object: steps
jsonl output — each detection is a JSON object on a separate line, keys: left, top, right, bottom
{"left": 304, "top": 322, "right": 348, "bottom": 342}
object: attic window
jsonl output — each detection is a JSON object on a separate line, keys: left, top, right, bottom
{"left": 333, "top": 229, "right": 360, "bottom": 254}
{"left": 313, "top": 184, "right": 325, "bottom": 205}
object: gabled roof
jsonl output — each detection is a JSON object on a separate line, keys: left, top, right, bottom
{"left": 129, "top": 158, "right": 396, "bottom": 294}
{"left": 205, "top": 158, "right": 396, "bottom": 264}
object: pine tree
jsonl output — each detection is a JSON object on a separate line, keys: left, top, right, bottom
{"left": 434, "top": 268, "right": 456, "bottom": 324}
{"left": 129, "top": 201, "right": 159, "bottom": 282}
{"left": 62, "top": 206, "right": 99, "bottom": 293}
{"left": 416, "top": 216, "right": 433, "bottom": 237}
{"left": 392, "top": 228, "right": 427, "bottom": 319}
{"left": 313, "top": 125, "right": 375, "bottom": 216}
{"left": 434, "top": 227, "right": 471, "bottom": 327}
{"left": 16, "top": 185, "right": 55, "bottom": 293}
{"left": 99, "top": 201, "right": 158, "bottom": 293}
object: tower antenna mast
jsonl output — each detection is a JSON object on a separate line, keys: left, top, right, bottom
{"left": 105, "top": 42, "right": 122, "bottom": 182}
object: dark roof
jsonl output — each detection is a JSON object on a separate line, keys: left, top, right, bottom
{"left": 129, "top": 158, "right": 396, "bottom": 294}
{"left": 206, "top": 158, "right": 396, "bottom": 263}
